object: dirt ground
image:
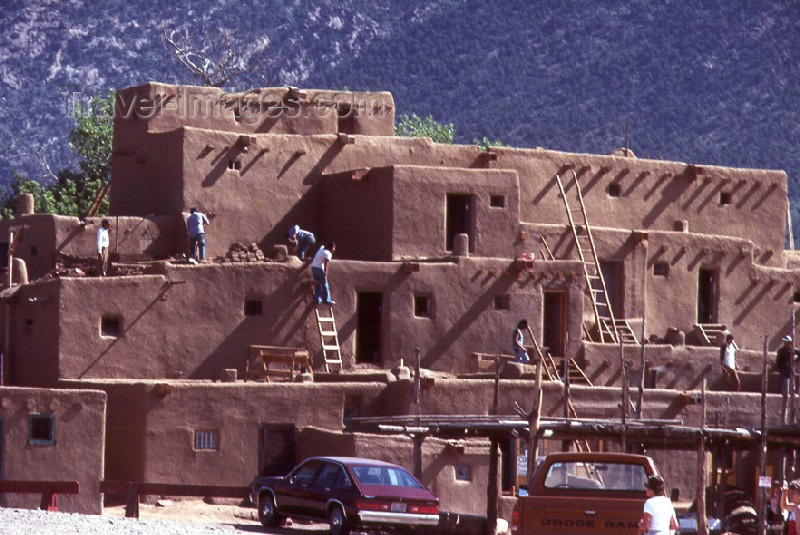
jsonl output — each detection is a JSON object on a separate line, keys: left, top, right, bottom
{"left": 104, "top": 499, "right": 332, "bottom": 533}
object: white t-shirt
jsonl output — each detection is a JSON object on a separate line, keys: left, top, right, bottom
{"left": 643, "top": 496, "right": 676, "bottom": 534}
{"left": 97, "top": 227, "right": 109, "bottom": 254}
{"left": 311, "top": 247, "right": 332, "bottom": 269}
{"left": 723, "top": 343, "right": 736, "bottom": 369}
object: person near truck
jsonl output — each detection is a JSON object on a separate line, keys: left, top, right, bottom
{"left": 720, "top": 333, "right": 741, "bottom": 391}
{"left": 777, "top": 335, "right": 800, "bottom": 422}
{"left": 781, "top": 479, "right": 800, "bottom": 535}
{"left": 638, "top": 475, "right": 678, "bottom": 535}
{"left": 512, "top": 320, "right": 530, "bottom": 363}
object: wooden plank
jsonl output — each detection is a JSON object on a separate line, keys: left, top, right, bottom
{"left": 100, "top": 481, "right": 247, "bottom": 498}
{"left": 0, "top": 480, "right": 79, "bottom": 494}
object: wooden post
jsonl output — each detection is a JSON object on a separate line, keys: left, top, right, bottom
{"left": 413, "top": 346, "right": 423, "bottom": 480}
{"left": 562, "top": 332, "right": 571, "bottom": 452}
{"left": 493, "top": 356, "right": 500, "bottom": 416}
{"left": 621, "top": 363, "right": 628, "bottom": 452}
{"left": 486, "top": 435, "right": 499, "bottom": 535}
{"left": 412, "top": 434, "right": 423, "bottom": 481}
{"left": 697, "top": 379, "right": 708, "bottom": 535}
{"left": 7, "top": 230, "right": 13, "bottom": 287}
{"left": 719, "top": 441, "right": 728, "bottom": 525}
{"left": 526, "top": 353, "right": 544, "bottom": 490}
{"left": 637, "top": 319, "right": 646, "bottom": 419}
{"left": 757, "top": 335, "right": 769, "bottom": 535}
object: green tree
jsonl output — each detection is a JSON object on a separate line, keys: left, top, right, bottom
{"left": 473, "top": 136, "right": 505, "bottom": 150}
{"left": 395, "top": 113, "right": 455, "bottom": 144}
{"left": 1, "top": 90, "right": 114, "bottom": 219}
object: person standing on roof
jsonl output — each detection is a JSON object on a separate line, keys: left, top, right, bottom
{"left": 512, "top": 320, "right": 530, "bottom": 363}
{"left": 287, "top": 225, "right": 316, "bottom": 262}
{"left": 720, "top": 333, "right": 741, "bottom": 391}
{"left": 638, "top": 475, "right": 678, "bottom": 535}
{"left": 777, "top": 335, "right": 800, "bottom": 422}
{"left": 96, "top": 218, "right": 111, "bottom": 277}
{"left": 311, "top": 242, "right": 336, "bottom": 305}
{"left": 187, "top": 207, "right": 210, "bottom": 262}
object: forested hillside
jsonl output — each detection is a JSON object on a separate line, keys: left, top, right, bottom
{"left": 1, "top": 0, "right": 798, "bottom": 225}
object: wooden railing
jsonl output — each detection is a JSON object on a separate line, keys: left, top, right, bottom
{"left": 0, "top": 480, "right": 80, "bottom": 511}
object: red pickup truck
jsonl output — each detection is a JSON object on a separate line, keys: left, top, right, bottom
{"left": 511, "top": 451, "right": 660, "bottom": 534}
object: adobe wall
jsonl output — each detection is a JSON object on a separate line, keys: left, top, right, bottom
{"left": 11, "top": 258, "right": 582, "bottom": 384}
{"left": 0, "top": 386, "right": 106, "bottom": 514}
{"left": 321, "top": 165, "right": 520, "bottom": 261}
{"left": 0, "top": 214, "right": 185, "bottom": 282}
{"left": 114, "top": 83, "right": 395, "bottom": 137}
{"left": 525, "top": 224, "right": 800, "bottom": 346}
{"left": 492, "top": 147, "right": 787, "bottom": 264}
{"left": 54, "top": 378, "right": 784, "bottom": 518}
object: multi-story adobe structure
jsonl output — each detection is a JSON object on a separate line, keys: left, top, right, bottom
{"left": 0, "top": 82, "right": 798, "bottom": 521}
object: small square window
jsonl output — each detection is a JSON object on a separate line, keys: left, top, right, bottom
{"left": 607, "top": 184, "right": 622, "bottom": 197}
{"left": 194, "top": 429, "right": 219, "bottom": 450}
{"left": 28, "top": 414, "right": 56, "bottom": 446}
{"left": 793, "top": 291, "right": 800, "bottom": 303}
{"left": 653, "top": 262, "right": 669, "bottom": 277}
{"left": 244, "top": 300, "right": 263, "bottom": 316}
{"left": 101, "top": 316, "right": 122, "bottom": 338}
{"left": 494, "top": 293, "right": 511, "bottom": 310}
{"left": 489, "top": 195, "right": 505, "bottom": 208}
{"left": 455, "top": 465, "right": 471, "bottom": 482}
{"left": 414, "top": 295, "right": 431, "bottom": 318}
{"left": 228, "top": 159, "right": 242, "bottom": 171}
{"left": 720, "top": 192, "right": 732, "bottom": 205}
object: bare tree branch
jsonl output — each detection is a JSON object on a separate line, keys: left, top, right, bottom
{"left": 163, "top": 27, "right": 272, "bottom": 87}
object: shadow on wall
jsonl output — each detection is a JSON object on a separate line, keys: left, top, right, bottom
{"left": 193, "top": 265, "right": 315, "bottom": 378}
{"left": 258, "top": 143, "right": 344, "bottom": 257}
{"left": 423, "top": 269, "right": 516, "bottom": 369}
{"left": 78, "top": 280, "right": 177, "bottom": 379}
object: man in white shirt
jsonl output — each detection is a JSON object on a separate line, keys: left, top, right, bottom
{"left": 639, "top": 475, "right": 678, "bottom": 535}
{"left": 96, "top": 219, "right": 111, "bottom": 277}
{"left": 186, "top": 207, "right": 211, "bottom": 262}
{"left": 719, "top": 333, "right": 741, "bottom": 391}
{"left": 310, "top": 242, "right": 335, "bottom": 305}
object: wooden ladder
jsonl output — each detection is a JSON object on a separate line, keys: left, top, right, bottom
{"left": 314, "top": 306, "right": 343, "bottom": 372}
{"left": 555, "top": 173, "right": 619, "bottom": 344}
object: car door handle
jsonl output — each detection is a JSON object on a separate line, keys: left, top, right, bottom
{"left": 585, "top": 510, "right": 596, "bottom": 516}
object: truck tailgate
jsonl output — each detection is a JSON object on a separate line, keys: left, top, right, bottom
{"left": 517, "top": 495, "right": 643, "bottom": 534}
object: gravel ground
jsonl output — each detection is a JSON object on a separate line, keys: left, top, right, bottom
{"left": 0, "top": 507, "right": 331, "bottom": 535}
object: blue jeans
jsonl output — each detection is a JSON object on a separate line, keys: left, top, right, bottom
{"left": 297, "top": 235, "right": 315, "bottom": 260}
{"left": 190, "top": 233, "right": 206, "bottom": 261}
{"left": 312, "top": 266, "right": 331, "bottom": 303}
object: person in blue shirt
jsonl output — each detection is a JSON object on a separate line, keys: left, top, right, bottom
{"left": 187, "top": 207, "right": 211, "bottom": 262}
{"left": 287, "top": 225, "right": 316, "bottom": 261}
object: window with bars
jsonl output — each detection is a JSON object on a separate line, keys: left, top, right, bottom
{"left": 194, "top": 430, "right": 219, "bottom": 451}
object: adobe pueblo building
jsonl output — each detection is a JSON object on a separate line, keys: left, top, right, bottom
{"left": 0, "top": 83, "right": 798, "bottom": 521}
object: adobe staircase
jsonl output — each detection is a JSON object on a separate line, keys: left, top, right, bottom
{"left": 695, "top": 323, "right": 727, "bottom": 346}
{"left": 555, "top": 172, "right": 638, "bottom": 345}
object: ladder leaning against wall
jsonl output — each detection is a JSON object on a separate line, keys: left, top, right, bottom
{"left": 555, "top": 172, "right": 638, "bottom": 344}
{"left": 314, "top": 305, "right": 343, "bottom": 372}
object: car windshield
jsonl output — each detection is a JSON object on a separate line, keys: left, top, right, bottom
{"left": 543, "top": 461, "right": 648, "bottom": 491}
{"left": 351, "top": 465, "right": 423, "bottom": 488}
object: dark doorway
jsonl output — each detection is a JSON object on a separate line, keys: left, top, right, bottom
{"left": 543, "top": 291, "right": 567, "bottom": 357}
{"left": 356, "top": 292, "right": 383, "bottom": 364}
{"left": 260, "top": 425, "right": 295, "bottom": 476}
{"left": 698, "top": 269, "right": 719, "bottom": 323}
{"left": 445, "top": 194, "right": 475, "bottom": 252}
{"left": 599, "top": 261, "right": 624, "bottom": 318}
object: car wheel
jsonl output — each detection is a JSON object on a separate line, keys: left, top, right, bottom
{"left": 329, "top": 505, "right": 351, "bottom": 535}
{"left": 258, "top": 493, "right": 281, "bottom": 527}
